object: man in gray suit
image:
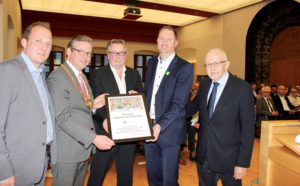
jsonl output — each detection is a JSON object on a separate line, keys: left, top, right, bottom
{"left": 256, "top": 86, "right": 279, "bottom": 137}
{"left": 0, "top": 22, "right": 56, "bottom": 186}
{"left": 47, "top": 35, "right": 115, "bottom": 186}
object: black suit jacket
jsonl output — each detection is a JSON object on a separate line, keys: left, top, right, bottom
{"left": 89, "top": 65, "right": 143, "bottom": 135}
{"left": 273, "top": 95, "right": 295, "bottom": 116}
{"left": 186, "top": 73, "right": 254, "bottom": 173}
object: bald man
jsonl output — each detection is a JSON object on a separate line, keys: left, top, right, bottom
{"left": 186, "top": 48, "right": 254, "bottom": 186}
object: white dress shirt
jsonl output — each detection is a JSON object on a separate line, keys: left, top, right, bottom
{"left": 278, "top": 95, "right": 290, "bottom": 111}
{"left": 66, "top": 61, "right": 88, "bottom": 93}
{"left": 110, "top": 64, "right": 127, "bottom": 94}
{"left": 149, "top": 53, "right": 175, "bottom": 119}
{"left": 22, "top": 52, "right": 53, "bottom": 144}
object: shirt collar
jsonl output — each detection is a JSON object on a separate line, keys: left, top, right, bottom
{"left": 212, "top": 71, "right": 229, "bottom": 87}
{"left": 109, "top": 64, "right": 126, "bottom": 75}
{"left": 158, "top": 53, "right": 175, "bottom": 65}
{"left": 21, "top": 52, "right": 45, "bottom": 73}
{"left": 66, "top": 60, "right": 81, "bottom": 77}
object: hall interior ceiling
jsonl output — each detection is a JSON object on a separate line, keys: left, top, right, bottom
{"left": 21, "top": 0, "right": 263, "bottom": 26}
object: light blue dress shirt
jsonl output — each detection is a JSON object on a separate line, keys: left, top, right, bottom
{"left": 207, "top": 71, "right": 229, "bottom": 111}
{"left": 21, "top": 52, "right": 54, "bottom": 144}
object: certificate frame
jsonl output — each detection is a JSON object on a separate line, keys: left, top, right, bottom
{"left": 105, "top": 93, "right": 154, "bottom": 143}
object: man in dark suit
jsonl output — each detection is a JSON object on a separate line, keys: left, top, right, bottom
{"left": 47, "top": 35, "right": 115, "bottom": 186}
{"left": 187, "top": 48, "right": 254, "bottom": 186}
{"left": 144, "top": 26, "right": 193, "bottom": 186}
{"left": 273, "top": 85, "right": 300, "bottom": 120}
{"left": 256, "top": 86, "right": 279, "bottom": 137}
{"left": 0, "top": 22, "right": 56, "bottom": 186}
{"left": 270, "top": 84, "right": 277, "bottom": 98}
{"left": 87, "top": 39, "right": 143, "bottom": 186}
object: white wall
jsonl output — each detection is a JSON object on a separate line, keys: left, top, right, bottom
{"left": 177, "top": 0, "right": 273, "bottom": 79}
{"left": 0, "top": 0, "right": 22, "bottom": 61}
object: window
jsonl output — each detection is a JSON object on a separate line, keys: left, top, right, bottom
{"left": 134, "top": 54, "right": 153, "bottom": 82}
{"left": 44, "top": 51, "right": 63, "bottom": 78}
{"left": 84, "top": 53, "right": 108, "bottom": 79}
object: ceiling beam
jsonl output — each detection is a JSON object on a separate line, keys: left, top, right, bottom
{"left": 86, "top": 0, "right": 218, "bottom": 17}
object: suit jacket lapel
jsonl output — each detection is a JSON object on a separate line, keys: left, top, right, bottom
{"left": 125, "top": 67, "right": 130, "bottom": 93}
{"left": 202, "top": 79, "right": 212, "bottom": 120}
{"left": 18, "top": 56, "right": 45, "bottom": 113}
{"left": 106, "top": 65, "right": 120, "bottom": 94}
{"left": 212, "top": 73, "right": 234, "bottom": 118}
{"left": 158, "top": 55, "right": 179, "bottom": 89}
{"left": 64, "top": 62, "right": 94, "bottom": 102}
{"left": 147, "top": 58, "right": 158, "bottom": 97}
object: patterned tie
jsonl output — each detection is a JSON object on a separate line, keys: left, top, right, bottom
{"left": 207, "top": 82, "right": 220, "bottom": 119}
{"left": 267, "top": 98, "right": 274, "bottom": 112}
{"left": 78, "top": 73, "right": 88, "bottom": 97}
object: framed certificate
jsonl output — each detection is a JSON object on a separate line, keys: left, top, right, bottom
{"left": 105, "top": 93, "right": 154, "bottom": 143}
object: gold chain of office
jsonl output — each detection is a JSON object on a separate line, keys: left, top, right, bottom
{"left": 61, "top": 64, "right": 92, "bottom": 110}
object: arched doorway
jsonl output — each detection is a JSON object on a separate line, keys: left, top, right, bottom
{"left": 245, "top": 0, "right": 300, "bottom": 85}
{"left": 270, "top": 26, "right": 300, "bottom": 86}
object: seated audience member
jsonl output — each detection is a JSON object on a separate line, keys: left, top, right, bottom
{"left": 256, "top": 86, "right": 279, "bottom": 137}
{"left": 270, "top": 84, "right": 277, "bottom": 98}
{"left": 273, "top": 85, "right": 300, "bottom": 119}
{"left": 296, "top": 86, "right": 300, "bottom": 97}
{"left": 284, "top": 87, "right": 289, "bottom": 96}
{"left": 256, "top": 87, "right": 263, "bottom": 99}
{"left": 251, "top": 82, "right": 258, "bottom": 104}
{"left": 288, "top": 86, "right": 300, "bottom": 110}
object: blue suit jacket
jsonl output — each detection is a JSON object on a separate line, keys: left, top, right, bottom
{"left": 144, "top": 55, "right": 193, "bottom": 145}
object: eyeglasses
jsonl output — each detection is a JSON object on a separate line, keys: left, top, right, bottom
{"left": 107, "top": 51, "right": 127, "bottom": 56}
{"left": 71, "top": 48, "right": 93, "bottom": 57}
{"left": 204, "top": 61, "right": 226, "bottom": 68}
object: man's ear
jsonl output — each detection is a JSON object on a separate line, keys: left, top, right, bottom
{"left": 21, "top": 38, "right": 27, "bottom": 49}
{"left": 175, "top": 39, "right": 179, "bottom": 48}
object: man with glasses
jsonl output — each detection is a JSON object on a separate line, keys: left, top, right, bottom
{"left": 87, "top": 39, "right": 143, "bottom": 186}
{"left": 256, "top": 86, "right": 279, "bottom": 137}
{"left": 47, "top": 35, "right": 115, "bottom": 186}
{"left": 186, "top": 48, "right": 254, "bottom": 186}
{"left": 287, "top": 87, "right": 300, "bottom": 108}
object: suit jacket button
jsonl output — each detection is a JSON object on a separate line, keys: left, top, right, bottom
{"left": 91, "top": 128, "right": 94, "bottom": 130}
{"left": 43, "top": 121, "right": 46, "bottom": 125}
{"left": 42, "top": 142, "right": 46, "bottom": 146}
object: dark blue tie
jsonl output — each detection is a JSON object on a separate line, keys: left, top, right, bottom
{"left": 207, "top": 82, "right": 220, "bottom": 119}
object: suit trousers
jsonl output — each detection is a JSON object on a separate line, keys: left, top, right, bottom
{"left": 51, "top": 160, "right": 88, "bottom": 186}
{"left": 197, "top": 158, "right": 241, "bottom": 186}
{"left": 88, "top": 143, "right": 136, "bottom": 186}
{"left": 145, "top": 142, "right": 180, "bottom": 186}
{"left": 187, "top": 124, "right": 197, "bottom": 152}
